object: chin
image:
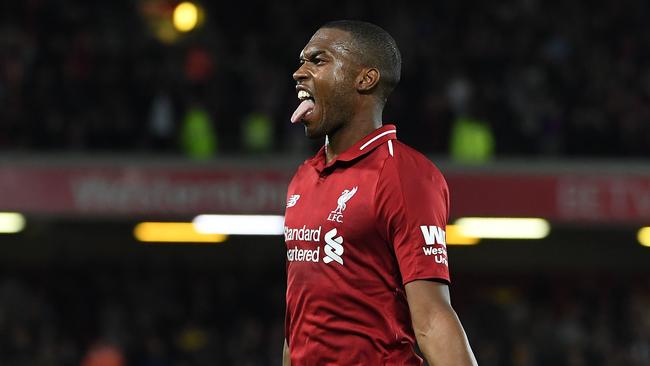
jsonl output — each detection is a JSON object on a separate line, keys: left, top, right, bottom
{"left": 304, "top": 122, "right": 326, "bottom": 139}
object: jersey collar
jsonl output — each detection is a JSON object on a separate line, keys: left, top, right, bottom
{"left": 309, "top": 124, "right": 398, "bottom": 173}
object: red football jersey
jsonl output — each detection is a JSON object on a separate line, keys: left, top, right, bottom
{"left": 284, "top": 125, "right": 450, "bottom": 365}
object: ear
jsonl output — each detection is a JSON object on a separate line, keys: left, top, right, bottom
{"left": 356, "top": 67, "right": 380, "bottom": 93}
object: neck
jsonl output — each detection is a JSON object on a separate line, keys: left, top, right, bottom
{"left": 325, "top": 102, "right": 383, "bottom": 164}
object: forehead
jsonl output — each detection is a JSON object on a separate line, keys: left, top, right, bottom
{"left": 300, "top": 28, "right": 355, "bottom": 58}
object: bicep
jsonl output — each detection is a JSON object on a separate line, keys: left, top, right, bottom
{"left": 405, "top": 281, "right": 459, "bottom": 356}
{"left": 405, "top": 280, "right": 456, "bottom": 338}
{"left": 405, "top": 280, "right": 478, "bottom": 366}
{"left": 405, "top": 280, "right": 453, "bottom": 331}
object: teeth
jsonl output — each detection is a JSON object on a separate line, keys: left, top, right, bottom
{"left": 298, "top": 90, "right": 312, "bottom": 100}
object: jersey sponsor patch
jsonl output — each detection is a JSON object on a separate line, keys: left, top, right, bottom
{"left": 420, "top": 225, "right": 448, "bottom": 266}
{"left": 284, "top": 226, "right": 345, "bottom": 265}
{"left": 420, "top": 225, "right": 446, "bottom": 246}
{"left": 287, "top": 246, "right": 320, "bottom": 262}
{"left": 284, "top": 225, "right": 321, "bottom": 242}
{"left": 323, "top": 228, "right": 344, "bottom": 265}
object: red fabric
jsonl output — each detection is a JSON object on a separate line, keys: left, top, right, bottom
{"left": 284, "top": 125, "right": 450, "bottom": 365}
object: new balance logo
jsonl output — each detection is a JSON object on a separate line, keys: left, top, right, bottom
{"left": 323, "top": 228, "right": 344, "bottom": 265}
{"left": 286, "top": 194, "right": 301, "bottom": 208}
{"left": 420, "top": 225, "right": 446, "bottom": 246}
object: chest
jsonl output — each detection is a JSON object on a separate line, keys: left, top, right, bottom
{"left": 283, "top": 164, "right": 389, "bottom": 273}
{"left": 286, "top": 166, "right": 379, "bottom": 239}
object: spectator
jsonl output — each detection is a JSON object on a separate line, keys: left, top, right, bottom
{"left": 1, "top": 0, "right": 649, "bottom": 157}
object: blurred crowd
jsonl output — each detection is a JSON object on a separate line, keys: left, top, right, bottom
{"left": 0, "top": 267, "right": 648, "bottom": 366}
{"left": 459, "top": 276, "right": 650, "bottom": 366}
{"left": 1, "top": 0, "right": 650, "bottom": 158}
{"left": 0, "top": 266, "right": 286, "bottom": 366}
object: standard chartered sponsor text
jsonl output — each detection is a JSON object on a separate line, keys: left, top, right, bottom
{"left": 284, "top": 226, "right": 344, "bottom": 265}
{"left": 285, "top": 225, "right": 322, "bottom": 263}
{"left": 284, "top": 225, "right": 322, "bottom": 242}
{"left": 287, "top": 246, "right": 320, "bottom": 262}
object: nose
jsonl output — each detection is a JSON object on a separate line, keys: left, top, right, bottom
{"left": 293, "top": 63, "right": 308, "bottom": 82}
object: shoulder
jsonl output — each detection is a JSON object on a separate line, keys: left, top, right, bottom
{"left": 380, "top": 140, "right": 447, "bottom": 189}
{"left": 373, "top": 140, "right": 450, "bottom": 233}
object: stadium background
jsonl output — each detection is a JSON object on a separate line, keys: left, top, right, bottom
{"left": 1, "top": 0, "right": 649, "bottom": 365}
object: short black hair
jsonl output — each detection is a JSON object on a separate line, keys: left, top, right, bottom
{"left": 321, "top": 20, "right": 402, "bottom": 102}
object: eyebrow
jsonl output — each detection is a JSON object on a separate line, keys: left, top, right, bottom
{"left": 300, "top": 49, "right": 326, "bottom": 61}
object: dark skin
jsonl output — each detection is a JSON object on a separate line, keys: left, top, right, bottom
{"left": 292, "top": 28, "right": 383, "bottom": 164}
{"left": 285, "top": 27, "right": 478, "bottom": 366}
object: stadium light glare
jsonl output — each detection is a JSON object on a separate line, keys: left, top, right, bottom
{"left": 193, "top": 215, "right": 285, "bottom": 235}
{"left": 173, "top": 2, "right": 199, "bottom": 32}
{"left": 446, "top": 225, "right": 480, "bottom": 245}
{"left": 134, "top": 222, "right": 227, "bottom": 243}
{"left": 0, "top": 212, "right": 26, "bottom": 233}
{"left": 454, "top": 217, "right": 550, "bottom": 239}
{"left": 638, "top": 227, "right": 650, "bottom": 247}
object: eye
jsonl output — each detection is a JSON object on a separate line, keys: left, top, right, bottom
{"left": 314, "top": 57, "right": 326, "bottom": 65}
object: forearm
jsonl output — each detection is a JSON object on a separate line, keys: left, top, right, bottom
{"left": 283, "top": 338, "right": 291, "bottom": 366}
{"left": 414, "top": 305, "right": 477, "bottom": 366}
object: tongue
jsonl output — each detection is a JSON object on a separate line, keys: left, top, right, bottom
{"left": 290, "top": 99, "right": 315, "bottom": 124}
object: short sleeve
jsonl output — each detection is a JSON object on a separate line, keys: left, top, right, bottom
{"left": 375, "top": 153, "right": 450, "bottom": 285}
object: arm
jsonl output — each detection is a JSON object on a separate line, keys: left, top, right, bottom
{"left": 283, "top": 338, "right": 291, "bottom": 366}
{"left": 405, "top": 280, "right": 477, "bottom": 366}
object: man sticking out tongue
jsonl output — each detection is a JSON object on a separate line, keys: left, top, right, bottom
{"left": 283, "top": 20, "right": 478, "bottom": 366}
{"left": 290, "top": 98, "right": 314, "bottom": 124}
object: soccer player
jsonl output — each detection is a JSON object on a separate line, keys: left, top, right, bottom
{"left": 283, "top": 20, "right": 478, "bottom": 366}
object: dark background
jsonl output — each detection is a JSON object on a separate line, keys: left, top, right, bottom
{"left": 1, "top": 0, "right": 649, "bottom": 365}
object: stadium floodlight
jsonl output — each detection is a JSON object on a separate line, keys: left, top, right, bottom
{"left": 173, "top": 2, "right": 199, "bottom": 32}
{"left": 446, "top": 225, "right": 480, "bottom": 245}
{"left": 134, "top": 222, "right": 227, "bottom": 243}
{"left": 454, "top": 217, "right": 550, "bottom": 239}
{"left": 638, "top": 227, "right": 650, "bottom": 247}
{"left": 0, "top": 212, "right": 26, "bottom": 234}
{"left": 193, "top": 215, "right": 285, "bottom": 235}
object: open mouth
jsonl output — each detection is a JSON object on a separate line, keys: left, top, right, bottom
{"left": 291, "top": 90, "right": 316, "bottom": 124}
{"left": 298, "top": 90, "right": 314, "bottom": 102}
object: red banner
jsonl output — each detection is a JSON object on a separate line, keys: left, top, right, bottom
{"left": 0, "top": 166, "right": 292, "bottom": 216}
{"left": 446, "top": 173, "right": 650, "bottom": 223}
{"left": 1, "top": 162, "right": 649, "bottom": 223}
